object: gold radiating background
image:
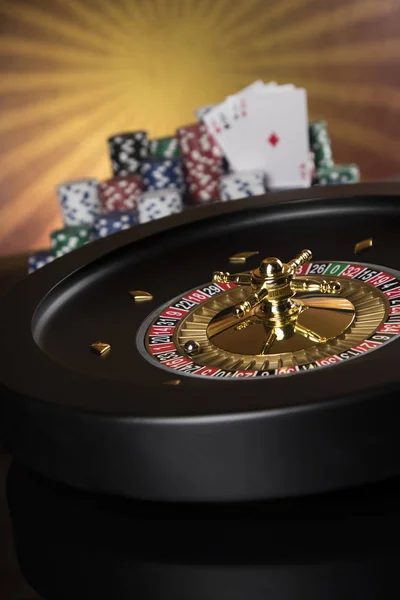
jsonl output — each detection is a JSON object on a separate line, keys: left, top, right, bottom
{"left": 1, "top": 0, "right": 400, "bottom": 254}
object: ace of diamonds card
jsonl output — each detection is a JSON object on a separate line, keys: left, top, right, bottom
{"left": 205, "top": 87, "right": 310, "bottom": 189}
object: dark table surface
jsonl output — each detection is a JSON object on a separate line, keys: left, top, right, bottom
{"left": 0, "top": 254, "right": 41, "bottom": 599}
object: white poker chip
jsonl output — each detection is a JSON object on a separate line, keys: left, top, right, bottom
{"left": 137, "top": 189, "right": 183, "bottom": 224}
{"left": 56, "top": 178, "right": 101, "bottom": 227}
{"left": 219, "top": 171, "right": 267, "bottom": 201}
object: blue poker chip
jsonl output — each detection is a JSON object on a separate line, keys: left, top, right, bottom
{"left": 94, "top": 211, "right": 138, "bottom": 238}
{"left": 27, "top": 250, "right": 54, "bottom": 274}
{"left": 140, "top": 159, "right": 183, "bottom": 192}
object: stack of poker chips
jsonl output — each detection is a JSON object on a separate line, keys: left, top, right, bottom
{"left": 108, "top": 131, "right": 149, "bottom": 176}
{"left": 177, "top": 123, "right": 224, "bottom": 204}
{"left": 26, "top": 177, "right": 103, "bottom": 273}
{"left": 308, "top": 121, "right": 360, "bottom": 186}
{"left": 26, "top": 178, "right": 104, "bottom": 273}
{"left": 103, "top": 133, "right": 151, "bottom": 230}
{"left": 309, "top": 121, "right": 333, "bottom": 170}
{"left": 27, "top": 110, "right": 363, "bottom": 275}
{"left": 219, "top": 170, "right": 266, "bottom": 201}
{"left": 131, "top": 142, "right": 185, "bottom": 222}
{"left": 105, "top": 130, "right": 185, "bottom": 226}
{"left": 52, "top": 178, "right": 102, "bottom": 255}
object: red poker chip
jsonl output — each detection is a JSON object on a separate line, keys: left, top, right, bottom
{"left": 185, "top": 163, "right": 223, "bottom": 176}
{"left": 185, "top": 163, "right": 222, "bottom": 176}
{"left": 185, "top": 154, "right": 222, "bottom": 168}
{"left": 177, "top": 123, "right": 224, "bottom": 203}
{"left": 188, "top": 178, "right": 219, "bottom": 191}
{"left": 177, "top": 123, "right": 223, "bottom": 160}
{"left": 185, "top": 176, "right": 220, "bottom": 188}
{"left": 187, "top": 177, "right": 220, "bottom": 202}
{"left": 99, "top": 175, "right": 143, "bottom": 213}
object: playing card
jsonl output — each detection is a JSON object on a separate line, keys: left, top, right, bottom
{"left": 195, "top": 82, "right": 266, "bottom": 124}
{"left": 227, "top": 81, "right": 294, "bottom": 125}
{"left": 204, "top": 87, "right": 310, "bottom": 189}
{"left": 206, "top": 81, "right": 266, "bottom": 136}
{"left": 227, "top": 83, "right": 295, "bottom": 127}
{"left": 204, "top": 82, "right": 290, "bottom": 148}
{"left": 226, "top": 80, "right": 266, "bottom": 124}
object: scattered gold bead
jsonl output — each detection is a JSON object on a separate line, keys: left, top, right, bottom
{"left": 354, "top": 238, "right": 373, "bottom": 254}
{"left": 229, "top": 251, "right": 259, "bottom": 264}
{"left": 129, "top": 290, "right": 153, "bottom": 302}
{"left": 90, "top": 342, "right": 110, "bottom": 356}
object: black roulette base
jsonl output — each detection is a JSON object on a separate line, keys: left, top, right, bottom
{"left": 7, "top": 461, "right": 400, "bottom": 600}
{"left": 1, "top": 182, "right": 400, "bottom": 502}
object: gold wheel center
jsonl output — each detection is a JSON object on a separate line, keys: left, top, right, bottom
{"left": 174, "top": 249, "right": 389, "bottom": 372}
{"left": 211, "top": 249, "right": 345, "bottom": 353}
{"left": 175, "top": 278, "right": 387, "bottom": 370}
{"left": 207, "top": 296, "right": 356, "bottom": 356}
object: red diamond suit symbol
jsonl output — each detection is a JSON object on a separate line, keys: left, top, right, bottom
{"left": 268, "top": 133, "right": 280, "bottom": 147}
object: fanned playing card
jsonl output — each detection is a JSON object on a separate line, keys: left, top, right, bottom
{"left": 203, "top": 84, "right": 310, "bottom": 189}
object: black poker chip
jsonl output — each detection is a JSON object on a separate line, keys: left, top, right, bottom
{"left": 108, "top": 130, "right": 149, "bottom": 176}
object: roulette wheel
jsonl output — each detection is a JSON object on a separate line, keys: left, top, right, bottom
{"left": 1, "top": 181, "right": 400, "bottom": 502}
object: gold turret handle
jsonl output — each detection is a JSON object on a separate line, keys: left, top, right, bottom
{"left": 212, "top": 272, "right": 252, "bottom": 285}
{"left": 287, "top": 249, "right": 312, "bottom": 272}
{"left": 212, "top": 249, "right": 341, "bottom": 321}
{"left": 291, "top": 278, "right": 341, "bottom": 295}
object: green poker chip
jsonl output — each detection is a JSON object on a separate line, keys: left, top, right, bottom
{"left": 50, "top": 226, "right": 94, "bottom": 258}
{"left": 150, "top": 136, "right": 180, "bottom": 159}
{"left": 315, "top": 164, "right": 360, "bottom": 185}
{"left": 309, "top": 121, "right": 334, "bottom": 169}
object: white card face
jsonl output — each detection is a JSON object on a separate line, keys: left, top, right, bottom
{"left": 226, "top": 80, "right": 265, "bottom": 103}
{"left": 203, "top": 82, "right": 296, "bottom": 158}
{"left": 226, "top": 81, "right": 276, "bottom": 125}
{"left": 206, "top": 81, "right": 265, "bottom": 134}
{"left": 204, "top": 88, "right": 310, "bottom": 189}
{"left": 205, "top": 99, "right": 232, "bottom": 137}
